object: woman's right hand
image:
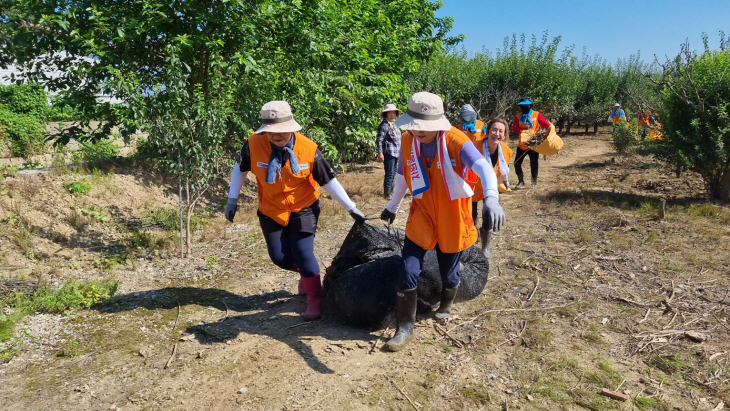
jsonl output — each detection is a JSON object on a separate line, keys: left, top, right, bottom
{"left": 377, "top": 152, "right": 384, "bottom": 163}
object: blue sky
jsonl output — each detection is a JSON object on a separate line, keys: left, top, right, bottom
{"left": 436, "top": 0, "right": 730, "bottom": 64}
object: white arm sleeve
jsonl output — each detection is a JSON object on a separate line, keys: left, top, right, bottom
{"left": 321, "top": 178, "right": 356, "bottom": 211}
{"left": 228, "top": 164, "right": 248, "bottom": 199}
{"left": 386, "top": 173, "right": 409, "bottom": 213}
{"left": 471, "top": 157, "right": 499, "bottom": 201}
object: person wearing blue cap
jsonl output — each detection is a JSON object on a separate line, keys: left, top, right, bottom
{"left": 511, "top": 97, "right": 553, "bottom": 189}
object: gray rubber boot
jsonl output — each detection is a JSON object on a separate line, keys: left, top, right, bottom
{"left": 435, "top": 286, "right": 458, "bottom": 323}
{"left": 479, "top": 227, "right": 493, "bottom": 259}
{"left": 384, "top": 289, "right": 417, "bottom": 352}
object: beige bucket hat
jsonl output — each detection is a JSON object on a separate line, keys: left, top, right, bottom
{"left": 381, "top": 103, "right": 402, "bottom": 115}
{"left": 394, "top": 92, "right": 452, "bottom": 131}
{"left": 255, "top": 101, "right": 302, "bottom": 134}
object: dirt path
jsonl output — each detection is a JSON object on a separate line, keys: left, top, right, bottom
{"left": 1, "top": 134, "right": 728, "bottom": 411}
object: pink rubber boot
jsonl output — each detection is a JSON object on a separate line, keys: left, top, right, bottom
{"left": 301, "top": 274, "right": 322, "bottom": 321}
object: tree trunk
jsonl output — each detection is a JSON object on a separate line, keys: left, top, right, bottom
{"left": 585, "top": 123, "right": 590, "bottom": 133}
{"left": 593, "top": 122, "right": 599, "bottom": 134}
{"left": 185, "top": 177, "right": 191, "bottom": 255}
{"left": 557, "top": 116, "right": 565, "bottom": 134}
{"left": 565, "top": 119, "right": 572, "bottom": 135}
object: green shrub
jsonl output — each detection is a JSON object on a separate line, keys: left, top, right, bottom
{"left": 0, "top": 279, "right": 118, "bottom": 341}
{"left": 611, "top": 118, "right": 638, "bottom": 155}
{"left": 0, "top": 83, "right": 47, "bottom": 118}
{"left": 72, "top": 138, "right": 119, "bottom": 163}
{"left": 0, "top": 106, "right": 47, "bottom": 158}
{"left": 46, "top": 95, "right": 81, "bottom": 122}
{"left": 66, "top": 180, "right": 92, "bottom": 196}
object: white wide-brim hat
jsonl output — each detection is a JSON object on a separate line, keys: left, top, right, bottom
{"left": 613, "top": 103, "right": 621, "bottom": 107}
{"left": 381, "top": 103, "right": 402, "bottom": 115}
{"left": 255, "top": 101, "right": 302, "bottom": 134}
{"left": 394, "top": 91, "right": 452, "bottom": 131}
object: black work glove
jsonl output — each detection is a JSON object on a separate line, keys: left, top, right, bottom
{"left": 380, "top": 208, "right": 396, "bottom": 225}
{"left": 225, "top": 198, "right": 238, "bottom": 222}
{"left": 349, "top": 207, "right": 367, "bottom": 224}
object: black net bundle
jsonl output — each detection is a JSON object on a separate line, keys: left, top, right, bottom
{"left": 324, "top": 223, "right": 489, "bottom": 329}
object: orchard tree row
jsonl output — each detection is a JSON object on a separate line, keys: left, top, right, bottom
{"left": 1, "top": 1, "right": 729, "bottom": 202}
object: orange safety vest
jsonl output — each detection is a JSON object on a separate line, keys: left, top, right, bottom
{"left": 514, "top": 111, "right": 541, "bottom": 150}
{"left": 610, "top": 109, "right": 625, "bottom": 124}
{"left": 248, "top": 132, "right": 320, "bottom": 225}
{"left": 472, "top": 140, "right": 513, "bottom": 201}
{"left": 401, "top": 127, "right": 478, "bottom": 253}
{"left": 638, "top": 111, "right": 650, "bottom": 127}
{"left": 458, "top": 120, "right": 485, "bottom": 144}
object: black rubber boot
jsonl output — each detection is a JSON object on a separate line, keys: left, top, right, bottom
{"left": 515, "top": 173, "right": 525, "bottom": 189}
{"left": 479, "top": 228, "right": 493, "bottom": 258}
{"left": 383, "top": 185, "right": 393, "bottom": 200}
{"left": 435, "top": 286, "right": 458, "bottom": 323}
{"left": 384, "top": 288, "right": 417, "bottom": 352}
{"left": 531, "top": 176, "right": 538, "bottom": 189}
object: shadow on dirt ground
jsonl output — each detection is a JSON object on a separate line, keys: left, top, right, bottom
{"left": 97, "top": 287, "right": 376, "bottom": 374}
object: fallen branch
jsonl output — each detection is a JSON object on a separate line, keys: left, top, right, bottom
{"left": 527, "top": 276, "right": 540, "bottom": 301}
{"left": 495, "top": 321, "right": 527, "bottom": 350}
{"left": 163, "top": 342, "right": 178, "bottom": 369}
{"left": 171, "top": 302, "right": 181, "bottom": 333}
{"left": 391, "top": 379, "right": 420, "bottom": 411}
{"left": 286, "top": 322, "right": 315, "bottom": 329}
{"left": 222, "top": 299, "right": 230, "bottom": 321}
{"left": 447, "top": 303, "right": 574, "bottom": 334}
{"left": 370, "top": 319, "right": 394, "bottom": 353}
{"left": 434, "top": 323, "right": 464, "bottom": 348}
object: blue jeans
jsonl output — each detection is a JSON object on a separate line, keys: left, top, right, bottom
{"left": 383, "top": 153, "right": 398, "bottom": 189}
{"left": 398, "top": 236, "right": 462, "bottom": 291}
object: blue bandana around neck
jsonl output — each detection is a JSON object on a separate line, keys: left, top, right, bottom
{"left": 265, "top": 134, "right": 299, "bottom": 184}
{"left": 613, "top": 109, "right": 623, "bottom": 118}
{"left": 520, "top": 108, "right": 534, "bottom": 128}
{"left": 461, "top": 120, "right": 477, "bottom": 133}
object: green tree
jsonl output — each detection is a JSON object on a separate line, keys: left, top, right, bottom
{"left": 1, "top": 0, "right": 455, "bottom": 254}
{"left": 652, "top": 34, "right": 730, "bottom": 201}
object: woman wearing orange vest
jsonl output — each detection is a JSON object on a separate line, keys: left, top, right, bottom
{"left": 226, "top": 101, "right": 366, "bottom": 321}
{"left": 379, "top": 92, "right": 506, "bottom": 352}
{"left": 512, "top": 97, "right": 552, "bottom": 189}
{"left": 474, "top": 118, "right": 512, "bottom": 258}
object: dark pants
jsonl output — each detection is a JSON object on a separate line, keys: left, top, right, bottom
{"left": 383, "top": 153, "right": 398, "bottom": 189}
{"left": 259, "top": 203, "right": 321, "bottom": 278}
{"left": 472, "top": 200, "right": 495, "bottom": 231}
{"left": 398, "top": 236, "right": 462, "bottom": 291}
{"left": 515, "top": 147, "right": 540, "bottom": 178}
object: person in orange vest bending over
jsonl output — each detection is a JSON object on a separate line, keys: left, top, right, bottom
{"left": 379, "top": 92, "right": 506, "bottom": 352}
{"left": 457, "top": 104, "right": 487, "bottom": 232}
{"left": 226, "top": 101, "right": 366, "bottom": 321}
{"left": 512, "top": 97, "right": 552, "bottom": 189}
{"left": 608, "top": 103, "right": 627, "bottom": 124}
{"left": 474, "top": 118, "right": 512, "bottom": 258}
{"left": 637, "top": 109, "right": 651, "bottom": 138}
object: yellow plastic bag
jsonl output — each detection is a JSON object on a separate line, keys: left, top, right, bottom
{"left": 533, "top": 126, "right": 564, "bottom": 156}
{"left": 498, "top": 182, "right": 511, "bottom": 193}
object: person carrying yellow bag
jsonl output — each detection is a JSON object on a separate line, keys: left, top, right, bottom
{"left": 512, "top": 97, "right": 553, "bottom": 189}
